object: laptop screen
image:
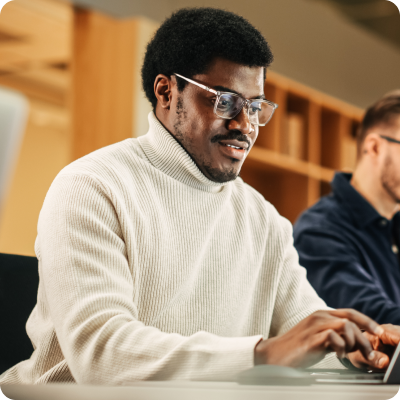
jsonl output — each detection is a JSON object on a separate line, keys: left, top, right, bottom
{"left": 384, "top": 342, "right": 400, "bottom": 384}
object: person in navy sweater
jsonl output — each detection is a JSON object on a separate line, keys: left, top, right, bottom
{"left": 294, "top": 91, "right": 400, "bottom": 325}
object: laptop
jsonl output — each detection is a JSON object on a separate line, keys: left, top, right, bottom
{"left": 237, "top": 342, "right": 400, "bottom": 385}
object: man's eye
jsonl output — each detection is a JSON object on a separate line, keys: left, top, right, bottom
{"left": 250, "top": 103, "right": 262, "bottom": 113}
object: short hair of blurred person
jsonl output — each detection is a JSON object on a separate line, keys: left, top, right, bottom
{"left": 356, "top": 91, "right": 400, "bottom": 159}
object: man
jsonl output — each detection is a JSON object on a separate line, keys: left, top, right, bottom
{"left": 294, "top": 92, "right": 400, "bottom": 325}
{"left": 0, "top": 8, "right": 397, "bottom": 385}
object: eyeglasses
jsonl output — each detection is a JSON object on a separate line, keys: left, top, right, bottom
{"left": 380, "top": 135, "right": 400, "bottom": 145}
{"left": 174, "top": 73, "right": 278, "bottom": 127}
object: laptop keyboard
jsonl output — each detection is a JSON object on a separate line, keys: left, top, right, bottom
{"left": 311, "top": 372, "right": 385, "bottom": 380}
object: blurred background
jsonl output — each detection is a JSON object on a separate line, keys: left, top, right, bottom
{"left": 0, "top": 0, "right": 399, "bottom": 256}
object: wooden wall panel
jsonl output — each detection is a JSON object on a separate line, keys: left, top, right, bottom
{"left": 0, "top": 0, "right": 71, "bottom": 66}
{"left": 71, "top": 9, "right": 138, "bottom": 160}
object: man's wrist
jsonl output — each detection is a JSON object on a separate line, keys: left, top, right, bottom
{"left": 254, "top": 337, "right": 277, "bottom": 366}
{"left": 254, "top": 338, "right": 264, "bottom": 365}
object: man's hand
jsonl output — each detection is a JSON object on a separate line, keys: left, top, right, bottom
{"left": 254, "top": 309, "right": 383, "bottom": 368}
{"left": 347, "top": 324, "right": 400, "bottom": 371}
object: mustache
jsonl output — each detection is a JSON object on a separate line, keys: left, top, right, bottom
{"left": 211, "top": 131, "right": 251, "bottom": 147}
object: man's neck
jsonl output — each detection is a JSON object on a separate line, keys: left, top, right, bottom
{"left": 351, "top": 168, "right": 399, "bottom": 220}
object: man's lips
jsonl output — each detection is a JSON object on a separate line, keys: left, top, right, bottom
{"left": 218, "top": 139, "right": 249, "bottom": 151}
{"left": 217, "top": 139, "right": 249, "bottom": 161}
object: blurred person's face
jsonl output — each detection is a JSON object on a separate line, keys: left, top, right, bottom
{"left": 154, "top": 58, "right": 264, "bottom": 183}
{"left": 380, "top": 117, "right": 400, "bottom": 204}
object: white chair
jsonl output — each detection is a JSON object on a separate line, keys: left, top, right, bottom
{"left": 0, "top": 86, "right": 29, "bottom": 213}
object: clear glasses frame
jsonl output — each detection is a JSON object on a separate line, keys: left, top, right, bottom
{"left": 174, "top": 73, "right": 278, "bottom": 127}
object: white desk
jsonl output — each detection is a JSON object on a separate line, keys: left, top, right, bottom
{"left": 2, "top": 381, "right": 399, "bottom": 400}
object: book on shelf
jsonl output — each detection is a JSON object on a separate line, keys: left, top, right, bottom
{"left": 341, "top": 138, "right": 357, "bottom": 171}
{"left": 282, "top": 112, "right": 305, "bottom": 160}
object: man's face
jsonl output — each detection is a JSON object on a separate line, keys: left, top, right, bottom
{"left": 380, "top": 118, "right": 400, "bottom": 204}
{"left": 165, "top": 58, "right": 264, "bottom": 183}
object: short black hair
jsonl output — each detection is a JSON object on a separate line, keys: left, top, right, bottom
{"left": 142, "top": 7, "right": 274, "bottom": 109}
{"left": 357, "top": 90, "right": 400, "bottom": 158}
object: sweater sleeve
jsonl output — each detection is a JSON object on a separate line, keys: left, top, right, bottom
{"left": 269, "top": 214, "right": 344, "bottom": 369}
{"left": 37, "top": 174, "right": 262, "bottom": 384}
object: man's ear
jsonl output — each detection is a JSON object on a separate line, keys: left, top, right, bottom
{"left": 363, "top": 133, "right": 382, "bottom": 160}
{"left": 154, "top": 74, "right": 174, "bottom": 110}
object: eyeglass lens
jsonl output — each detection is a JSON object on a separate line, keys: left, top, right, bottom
{"left": 216, "top": 93, "right": 274, "bottom": 125}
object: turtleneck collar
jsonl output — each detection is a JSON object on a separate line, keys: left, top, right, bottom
{"left": 138, "top": 112, "right": 230, "bottom": 193}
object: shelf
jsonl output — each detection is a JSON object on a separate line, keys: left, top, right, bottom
{"left": 238, "top": 70, "right": 364, "bottom": 223}
{"left": 246, "top": 146, "right": 335, "bottom": 183}
{"left": 267, "top": 70, "right": 364, "bottom": 121}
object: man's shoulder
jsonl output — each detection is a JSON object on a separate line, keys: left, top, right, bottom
{"left": 57, "top": 138, "right": 145, "bottom": 184}
{"left": 294, "top": 192, "right": 349, "bottom": 234}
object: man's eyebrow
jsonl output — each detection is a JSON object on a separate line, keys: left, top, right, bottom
{"left": 213, "top": 85, "right": 240, "bottom": 95}
{"left": 212, "top": 85, "right": 265, "bottom": 99}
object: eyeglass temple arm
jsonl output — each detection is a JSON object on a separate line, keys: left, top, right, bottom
{"left": 175, "top": 73, "right": 279, "bottom": 111}
{"left": 174, "top": 73, "right": 219, "bottom": 95}
{"left": 380, "top": 134, "right": 400, "bottom": 144}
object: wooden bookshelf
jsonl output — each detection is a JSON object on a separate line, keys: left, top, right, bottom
{"left": 0, "top": 0, "right": 367, "bottom": 252}
{"left": 240, "top": 70, "right": 364, "bottom": 224}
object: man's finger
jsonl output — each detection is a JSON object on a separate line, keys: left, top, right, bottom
{"left": 376, "top": 324, "right": 400, "bottom": 347}
{"left": 341, "top": 321, "right": 356, "bottom": 352}
{"left": 352, "top": 322, "right": 375, "bottom": 361}
{"left": 330, "top": 309, "right": 383, "bottom": 336}
{"left": 371, "top": 351, "right": 390, "bottom": 370}
{"left": 319, "top": 318, "right": 356, "bottom": 352}
{"left": 324, "top": 317, "right": 374, "bottom": 360}
{"left": 348, "top": 349, "right": 390, "bottom": 371}
{"left": 313, "top": 329, "right": 346, "bottom": 359}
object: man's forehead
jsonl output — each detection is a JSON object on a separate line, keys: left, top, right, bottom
{"left": 379, "top": 115, "right": 400, "bottom": 141}
{"left": 195, "top": 59, "right": 265, "bottom": 98}
{"left": 389, "top": 115, "right": 400, "bottom": 136}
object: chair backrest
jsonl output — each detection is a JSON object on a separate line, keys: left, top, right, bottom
{"left": 0, "top": 86, "right": 29, "bottom": 213}
{"left": 0, "top": 253, "right": 39, "bottom": 374}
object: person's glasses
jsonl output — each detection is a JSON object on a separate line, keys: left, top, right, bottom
{"left": 174, "top": 73, "right": 278, "bottom": 127}
{"left": 380, "top": 135, "right": 400, "bottom": 145}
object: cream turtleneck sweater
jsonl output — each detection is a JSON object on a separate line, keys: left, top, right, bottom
{"left": 1, "top": 112, "right": 341, "bottom": 385}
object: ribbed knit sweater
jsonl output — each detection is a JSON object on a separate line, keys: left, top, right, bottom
{"left": 1, "top": 112, "right": 341, "bottom": 385}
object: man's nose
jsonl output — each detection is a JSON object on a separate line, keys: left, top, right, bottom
{"left": 227, "top": 106, "right": 253, "bottom": 135}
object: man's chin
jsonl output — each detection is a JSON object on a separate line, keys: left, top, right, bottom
{"left": 203, "top": 164, "right": 240, "bottom": 183}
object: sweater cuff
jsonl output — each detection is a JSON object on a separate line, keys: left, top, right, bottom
{"left": 195, "top": 334, "right": 263, "bottom": 381}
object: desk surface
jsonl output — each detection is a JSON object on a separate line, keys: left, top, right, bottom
{"left": 2, "top": 381, "right": 399, "bottom": 400}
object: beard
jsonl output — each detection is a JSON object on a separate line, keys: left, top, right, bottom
{"left": 200, "top": 161, "right": 239, "bottom": 183}
{"left": 381, "top": 153, "right": 400, "bottom": 204}
{"left": 172, "top": 96, "right": 240, "bottom": 183}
